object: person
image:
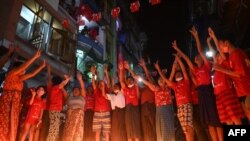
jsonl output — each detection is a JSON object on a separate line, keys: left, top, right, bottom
{"left": 172, "top": 26, "right": 222, "bottom": 141}
{"left": 20, "top": 86, "right": 47, "bottom": 141}
{"left": 120, "top": 61, "right": 141, "bottom": 141}
{"left": 138, "top": 59, "right": 156, "bottom": 141}
{"left": 83, "top": 85, "right": 95, "bottom": 141}
{"left": 62, "top": 72, "right": 86, "bottom": 141}
{"left": 0, "top": 49, "right": 45, "bottom": 141}
{"left": 105, "top": 64, "right": 127, "bottom": 141}
{"left": 46, "top": 66, "right": 70, "bottom": 141}
{"left": 212, "top": 30, "right": 250, "bottom": 122}
{"left": 154, "top": 55, "right": 194, "bottom": 141}
{"left": 207, "top": 28, "right": 245, "bottom": 125}
{"left": 90, "top": 65, "right": 111, "bottom": 141}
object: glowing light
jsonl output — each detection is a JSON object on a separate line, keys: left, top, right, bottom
{"left": 138, "top": 77, "right": 142, "bottom": 82}
{"left": 206, "top": 51, "right": 214, "bottom": 57}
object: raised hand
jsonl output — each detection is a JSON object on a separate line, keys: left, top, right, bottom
{"left": 139, "top": 58, "right": 146, "bottom": 67}
{"left": 34, "top": 49, "right": 42, "bottom": 59}
{"left": 208, "top": 27, "right": 215, "bottom": 38}
{"left": 123, "top": 61, "right": 130, "bottom": 69}
{"left": 103, "top": 64, "right": 108, "bottom": 73}
{"left": 30, "top": 88, "right": 36, "bottom": 97}
{"left": 76, "top": 71, "right": 82, "bottom": 80}
{"left": 189, "top": 26, "right": 198, "bottom": 37}
{"left": 154, "top": 60, "right": 160, "bottom": 70}
{"left": 207, "top": 36, "right": 212, "bottom": 44}
{"left": 64, "top": 74, "right": 70, "bottom": 81}
{"left": 171, "top": 40, "right": 179, "bottom": 50}
{"left": 90, "top": 65, "right": 96, "bottom": 74}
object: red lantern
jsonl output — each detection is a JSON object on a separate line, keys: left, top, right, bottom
{"left": 149, "top": 0, "right": 161, "bottom": 5}
{"left": 62, "top": 19, "right": 69, "bottom": 29}
{"left": 79, "top": 4, "right": 93, "bottom": 21}
{"left": 111, "top": 7, "right": 120, "bottom": 19}
{"left": 130, "top": 1, "right": 140, "bottom": 13}
{"left": 92, "top": 12, "right": 102, "bottom": 22}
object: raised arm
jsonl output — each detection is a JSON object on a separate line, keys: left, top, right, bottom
{"left": 189, "top": 69, "right": 198, "bottom": 86}
{"left": 0, "top": 45, "right": 14, "bottom": 69}
{"left": 12, "top": 49, "right": 42, "bottom": 75}
{"left": 59, "top": 75, "right": 70, "bottom": 89}
{"left": 134, "top": 75, "right": 158, "bottom": 92}
{"left": 139, "top": 58, "right": 154, "bottom": 83}
{"left": 169, "top": 57, "right": 178, "bottom": 81}
{"left": 104, "top": 64, "right": 110, "bottom": 89}
{"left": 154, "top": 61, "right": 175, "bottom": 88}
{"left": 175, "top": 55, "right": 189, "bottom": 80}
{"left": 124, "top": 61, "right": 137, "bottom": 78}
{"left": 172, "top": 40, "right": 196, "bottom": 71}
{"left": 20, "top": 60, "right": 46, "bottom": 81}
{"left": 206, "top": 37, "right": 216, "bottom": 62}
{"left": 213, "top": 64, "right": 240, "bottom": 78}
{"left": 189, "top": 26, "right": 209, "bottom": 64}
{"left": 118, "top": 63, "right": 126, "bottom": 89}
{"left": 76, "top": 71, "right": 86, "bottom": 97}
{"left": 208, "top": 27, "right": 226, "bottom": 60}
{"left": 29, "top": 88, "right": 36, "bottom": 105}
{"left": 90, "top": 65, "right": 97, "bottom": 90}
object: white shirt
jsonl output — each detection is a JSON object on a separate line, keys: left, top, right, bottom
{"left": 107, "top": 91, "right": 125, "bottom": 110}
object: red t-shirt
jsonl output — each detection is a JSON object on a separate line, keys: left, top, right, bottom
{"left": 213, "top": 61, "right": 234, "bottom": 95}
{"left": 85, "top": 94, "right": 95, "bottom": 110}
{"left": 140, "top": 86, "right": 155, "bottom": 104}
{"left": 26, "top": 98, "right": 45, "bottom": 120}
{"left": 153, "top": 88, "right": 172, "bottom": 107}
{"left": 123, "top": 86, "right": 139, "bottom": 106}
{"left": 229, "top": 48, "right": 250, "bottom": 97}
{"left": 47, "top": 85, "right": 64, "bottom": 111}
{"left": 93, "top": 88, "right": 110, "bottom": 112}
{"left": 173, "top": 80, "right": 192, "bottom": 106}
{"left": 193, "top": 61, "right": 212, "bottom": 86}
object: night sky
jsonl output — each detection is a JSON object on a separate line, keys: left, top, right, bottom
{"left": 134, "top": 0, "right": 190, "bottom": 70}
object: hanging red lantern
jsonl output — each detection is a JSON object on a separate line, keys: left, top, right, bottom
{"left": 62, "top": 19, "right": 69, "bottom": 29}
{"left": 79, "top": 4, "right": 93, "bottom": 21}
{"left": 130, "top": 1, "right": 140, "bottom": 13}
{"left": 149, "top": 0, "right": 161, "bottom": 5}
{"left": 92, "top": 12, "right": 102, "bottom": 22}
{"left": 111, "top": 7, "right": 120, "bottom": 19}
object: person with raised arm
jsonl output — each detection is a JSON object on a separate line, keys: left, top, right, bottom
{"left": 172, "top": 26, "right": 222, "bottom": 141}
{"left": 0, "top": 49, "right": 45, "bottom": 141}
{"left": 46, "top": 65, "right": 70, "bottom": 141}
{"left": 207, "top": 28, "right": 245, "bottom": 125}
{"left": 62, "top": 71, "right": 86, "bottom": 141}
{"left": 129, "top": 65, "right": 175, "bottom": 141}
{"left": 20, "top": 86, "right": 47, "bottom": 141}
{"left": 90, "top": 65, "right": 111, "bottom": 141}
{"left": 120, "top": 61, "right": 141, "bottom": 141}
{"left": 155, "top": 55, "right": 194, "bottom": 141}
{"left": 212, "top": 29, "right": 250, "bottom": 122}
{"left": 104, "top": 64, "right": 127, "bottom": 141}
{"left": 138, "top": 58, "right": 156, "bottom": 141}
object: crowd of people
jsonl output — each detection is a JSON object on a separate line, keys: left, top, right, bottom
{"left": 0, "top": 26, "right": 249, "bottom": 141}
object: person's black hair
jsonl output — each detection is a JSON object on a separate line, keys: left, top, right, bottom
{"left": 114, "top": 82, "right": 121, "bottom": 89}
{"left": 52, "top": 76, "right": 62, "bottom": 86}
{"left": 36, "top": 85, "right": 47, "bottom": 99}
{"left": 218, "top": 32, "right": 236, "bottom": 45}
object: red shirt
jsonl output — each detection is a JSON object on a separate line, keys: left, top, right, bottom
{"left": 85, "top": 94, "right": 95, "bottom": 110}
{"left": 229, "top": 48, "right": 250, "bottom": 97}
{"left": 213, "top": 61, "right": 234, "bottom": 95}
{"left": 123, "top": 86, "right": 139, "bottom": 106}
{"left": 153, "top": 88, "right": 172, "bottom": 107}
{"left": 93, "top": 89, "right": 110, "bottom": 112}
{"left": 26, "top": 98, "right": 45, "bottom": 119}
{"left": 47, "top": 85, "right": 64, "bottom": 111}
{"left": 173, "top": 80, "right": 192, "bottom": 106}
{"left": 140, "top": 86, "right": 155, "bottom": 104}
{"left": 193, "top": 61, "right": 212, "bottom": 86}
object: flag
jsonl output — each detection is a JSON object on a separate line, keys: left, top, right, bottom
{"left": 130, "top": 1, "right": 140, "bottom": 13}
{"left": 111, "top": 7, "right": 120, "bottom": 19}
